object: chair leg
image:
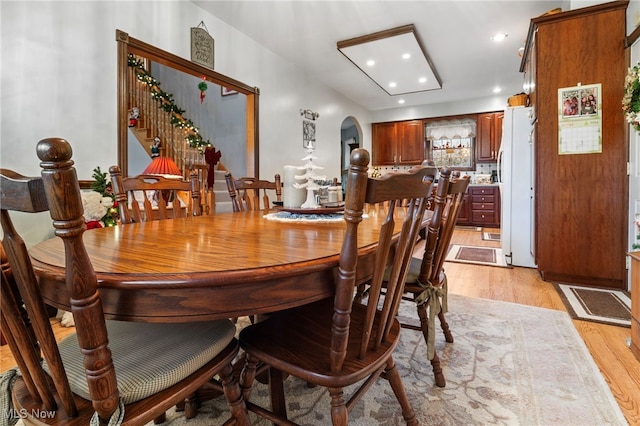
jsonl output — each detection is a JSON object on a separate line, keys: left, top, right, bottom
{"left": 416, "top": 298, "right": 446, "bottom": 387}
{"left": 183, "top": 393, "right": 198, "bottom": 419}
{"left": 431, "top": 351, "right": 446, "bottom": 388}
{"left": 153, "top": 413, "right": 166, "bottom": 424}
{"left": 353, "top": 283, "right": 367, "bottom": 304}
{"left": 384, "top": 357, "right": 418, "bottom": 426}
{"left": 239, "top": 353, "right": 259, "bottom": 400}
{"left": 328, "top": 386, "right": 348, "bottom": 426}
{"left": 416, "top": 301, "right": 429, "bottom": 341}
{"left": 268, "top": 367, "right": 287, "bottom": 420}
{"left": 438, "top": 309, "right": 453, "bottom": 343}
{"left": 220, "top": 362, "right": 251, "bottom": 426}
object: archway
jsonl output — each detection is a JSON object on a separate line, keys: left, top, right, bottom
{"left": 340, "top": 116, "right": 363, "bottom": 193}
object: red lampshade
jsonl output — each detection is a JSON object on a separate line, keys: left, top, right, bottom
{"left": 142, "top": 156, "right": 182, "bottom": 176}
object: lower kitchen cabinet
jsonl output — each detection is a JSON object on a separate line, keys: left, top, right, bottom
{"left": 457, "top": 185, "right": 500, "bottom": 228}
{"left": 456, "top": 194, "right": 470, "bottom": 225}
{"left": 429, "top": 184, "right": 499, "bottom": 228}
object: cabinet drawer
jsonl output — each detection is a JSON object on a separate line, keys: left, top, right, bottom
{"left": 470, "top": 187, "right": 496, "bottom": 196}
{"left": 471, "top": 202, "right": 495, "bottom": 211}
{"left": 471, "top": 195, "right": 495, "bottom": 203}
{"left": 471, "top": 211, "right": 495, "bottom": 223}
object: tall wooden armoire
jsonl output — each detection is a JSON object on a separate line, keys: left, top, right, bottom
{"left": 521, "top": 1, "right": 629, "bottom": 288}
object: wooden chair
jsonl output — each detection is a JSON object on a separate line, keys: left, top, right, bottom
{"left": 109, "top": 165, "right": 202, "bottom": 223}
{"left": 237, "top": 148, "right": 435, "bottom": 425}
{"left": 400, "top": 167, "right": 470, "bottom": 387}
{"left": 0, "top": 138, "right": 249, "bottom": 425}
{"left": 224, "top": 172, "right": 282, "bottom": 212}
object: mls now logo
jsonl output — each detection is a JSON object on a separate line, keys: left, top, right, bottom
{"left": 5, "top": 408, "right": 56, "bottom": 420}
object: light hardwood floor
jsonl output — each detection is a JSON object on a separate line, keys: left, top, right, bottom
{"left": 1, "top": 228, "right": 639, "bottom": 424}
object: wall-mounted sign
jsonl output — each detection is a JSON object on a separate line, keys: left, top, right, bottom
{"left": 300, "top": 109, "right": 319, "bottom": 149}
{"left": 191, "top": 22, "right": 214, "bottom": 70}
{"left": 557, "top": 83, "right": 602, "bottom": 155}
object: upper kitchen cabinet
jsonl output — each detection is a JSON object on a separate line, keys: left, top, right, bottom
{"left": 522, "top": 1, "right": 628, "bottom": 289}
{"left": 476, "top": 112, "right": 503, "bottom": 162}
{"left": 522, "top": 28, "right": 537, "bottom": 122}
{"left": 372, "top": 120, "right": 425, "bottom": 166}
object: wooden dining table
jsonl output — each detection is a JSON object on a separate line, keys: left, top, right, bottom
{"left": 29, "top": 210, "right": 395, "bottom": 323}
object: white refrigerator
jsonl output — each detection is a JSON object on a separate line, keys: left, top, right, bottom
{"left": 497, "top": 106, "right": 537, "bottom": 268}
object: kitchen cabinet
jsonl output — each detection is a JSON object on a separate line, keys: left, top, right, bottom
{"left": 522, "top": 30, "right": 536, "bottom": 123}
{"left": 429, "top": 185, "right": 498, "bottom": 227}
{"left": 469, "top": 186, "right": 500, "bottom": 227}
{"left": 522, "top": 1, "right": 627, "bottom": 288}
{"left": 456, "top": 193, "right": 470, "bottom": 225}
{"left": 372, "top": 120, "right": 424, "bottom": 166}
{"left": 476, "top": 112, "right": 503, "bottom": 162}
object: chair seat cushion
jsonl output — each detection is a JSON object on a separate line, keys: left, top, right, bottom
{"left": 383, "top": 256, "right": 422, "bottom": 284}
{"left": 44, "top": 319, "right": 235, "bottom": 404}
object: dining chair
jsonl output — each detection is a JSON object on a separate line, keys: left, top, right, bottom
{"left": 109, "top": 165, "right": 202, "bottom": 223}
{"left": 0, "top": 138, "right": 249, "bottom": 425}
{"left": 224, "top": 172, "right": 282, "bottom": 212}
{"left": 237, "top": 148, "right": 435, "bottom": 425}
{"left": 400, "top": 168, "right": 470, "bottom": 387}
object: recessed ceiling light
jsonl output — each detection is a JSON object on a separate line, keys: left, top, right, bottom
{"left": 491, "top": 33, "right": 508, "bottom": 42}
{"left": 366, "top": 59, "right": 375, "bottom": 67}
{"left": 419, "top": 77, "right": 427, "bottom": 83}
{"left": 402, "top": 53, "right": 411, "bottom": 60}
{"left": 389, "top": 82, "right": 397, "bottom": 88}
{"left": 398, "top": 99, "right": 405, "bottom": 104}
{"left": 493, "top": 87, "right": 502, "bottom": 93}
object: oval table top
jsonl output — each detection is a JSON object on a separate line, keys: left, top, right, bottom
{"left": 30, "top": 210, "right": 391, "bottom": 322}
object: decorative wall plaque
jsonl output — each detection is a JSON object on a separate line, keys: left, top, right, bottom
{"left": 191, "top": 22, "right": 214, "bottom": 70}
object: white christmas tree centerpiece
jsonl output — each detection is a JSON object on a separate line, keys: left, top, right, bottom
{"left": 294, "top": 146, "right": 327, "bottom": 208}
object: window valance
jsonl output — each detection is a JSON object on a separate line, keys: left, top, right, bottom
{"left": 425, "top": 118, "right": 476, "bottom": 140}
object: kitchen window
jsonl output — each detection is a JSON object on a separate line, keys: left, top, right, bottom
{"left": 425, "top": 118, "right": 476, "bottom": 170}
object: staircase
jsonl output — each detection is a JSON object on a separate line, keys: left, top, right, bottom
{"left": 126, "top": 54, "right": 232, "bottom": 214}
{"left": 211, "top": 169, "right": 234, "bottom": 214}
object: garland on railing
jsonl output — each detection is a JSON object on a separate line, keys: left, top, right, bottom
{"left": 128, "top": 54, "right": 213, "bottom": 152}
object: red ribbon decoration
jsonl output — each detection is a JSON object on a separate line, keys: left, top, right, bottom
{"left": 198, "top": 77, "right": 208, "bottom": 104}
{"left": 204, "top": 146, "right": 222, "bottom": 189}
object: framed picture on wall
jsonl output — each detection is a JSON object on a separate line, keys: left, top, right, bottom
{"left": 303, "top": 120, "right": 316, "bottom": 149}
{"left": 190, "top": 25, "right": 214, "bottom": 70}
{"left": 221, "top": 86, "right": 238, "bottom": 96}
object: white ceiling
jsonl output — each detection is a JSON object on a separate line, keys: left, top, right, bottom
{"left": 192, "top": 0, "right": 571, "bottom": 111}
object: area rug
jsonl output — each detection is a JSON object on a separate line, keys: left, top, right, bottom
{"left": 455, "top": 225, "right": 482, "bottom": 231}
{"left": 555, "top": 283, "right": 631, "bottom": 328}
{"left": 152, "top": 295, "right": 626, "bottom": 426}
{"left": 445, "top": 244, "right": 509, "bottom": 268}
{"left": 482, "top": 230, "right": 501, "bottom": 242}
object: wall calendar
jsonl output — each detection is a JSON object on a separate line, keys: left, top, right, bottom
{"left": 557, "top": 83, "right": 602, "bottom": 155}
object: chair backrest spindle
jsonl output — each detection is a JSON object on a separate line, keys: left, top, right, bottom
{"left": 0, "top": 169, "right": 79, "bottom": 417}
{"left": 37, "top": 138, "right": 121, "bottom": 419}
{"left": 333, "top": 149, "right": 436, "bottom": 369}
{"left": 110, "top": 165, "right": 202, "bottom": 223}
{"left": 224, "top": 173, "right": 282, "bottom": 212}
